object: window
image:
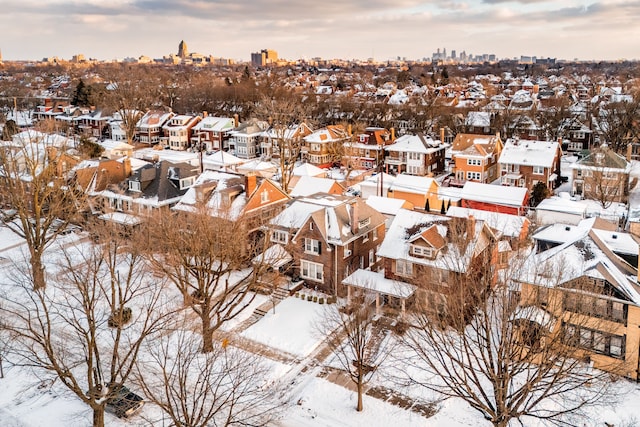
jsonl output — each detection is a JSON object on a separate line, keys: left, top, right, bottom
{"left": 260, "top": 190, "right": 269, "bottom": 203}
{"left": 362, "top": 233, "right": 369, "bottom": 243}
{"left": 533, "top": 166, "right": 544, "bottom": 175}
{"left": 304, "top": 238, "right": 321, "bottom": 255}
{"left": 129, "top": 180, "right": 141, "bottom": 192}
{"left": 411, "top": 245, "right": 433, "bottom": 258}
{"left": 395, "top": 259, "right": 413, "bottom": 277}
{"left": 180, "top": 177, "right": 195, "bottom": 190}
{"left": 373, "top": 228, "right": 378, "bottom": 240}
{"left": 344, "top": 245, "right": 352, "bottom": 258}
{"left": 467, "top": 158, "right": 482, "bottom": 166}
{"left": 271, "top": 230, "right": 288, "bottom": 244}
{"left": 301, "top": 260, "right": 324, "bottom": 282}
{"left": 369, "top": 249, "right": 374, "bottom": 265}
{"left": 612, "top": 302, "right": 625, "bottom": 322}
{"left": 610, "top": 336, "right": 623, "bottom": 357}
{"left": 358, "top": 217, "right": 371, "bottom": 229}
{"left": 467, "top": 171, "right": 481, "bottom": 181}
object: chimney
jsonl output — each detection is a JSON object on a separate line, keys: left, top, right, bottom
{"left": 203, "top": 111, "right": 208, "bottom": 118}
{"left": 467, "top": 214, "right": 476, "bottom": 238}
{"left": 391, "top": 127, "right": 396, "bottom": 141}
{"left": 233, "top": 113, "right": 239, "bottom": 128}
{"left": 350, "top": 200, "right": 359, "bottom": 235}
{"left": 245, "top": 173, "right": 257, "bottom": 197}
{"left": 627, "top": 143, "right": 633, "bottom": 162}
{"left": 347, "top": 124, "right": 352, "bottom": 137}
{"left": 440, "top": 127, "right": 445, "bottom": 143}
{"left": 123, "top": 157, "right": 132, "bottom": 177}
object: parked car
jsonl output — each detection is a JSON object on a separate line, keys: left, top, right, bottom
{"left": 105, "top": 383, "right": 144, "bottom": 419}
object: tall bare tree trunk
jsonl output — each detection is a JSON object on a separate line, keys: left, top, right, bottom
{"left": 92, "top": 406, "right": 105, "bottom": 427}
{"left": 202, "top": 314, "right": 213, "bottom": 353}
{"left": 31, "top": 255, "right": 45, "bottom": 290}
{"left": 356, "top": 378, "right": 364, "bottom": 412}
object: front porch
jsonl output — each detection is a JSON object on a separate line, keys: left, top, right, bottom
{"left": 342, "top": 269, "right": 416, "bottom": 317}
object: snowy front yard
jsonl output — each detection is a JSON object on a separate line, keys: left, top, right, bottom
{"left": 241, "top": 297, "right": 333, "bottom": 358}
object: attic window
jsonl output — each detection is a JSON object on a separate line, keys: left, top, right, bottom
{"left": 612, "top": 234, "right": 618, "bottom": 239}
{"left": 261, "top": 190, "right": 269, "bottom": 203}
{"left": 411, "top": 245, "right": 434, "bottom": 258}
{"left": 358, "top": 217, "right": 371, "bottom": 229}
{"left": 565, "top": 226, "right": 571, "bottom": 231}
{"left": 180, "top": 176, "right": 195, "bottom": 190}
{"left": 129, "top": 181, "right": 141, "bottom": 192}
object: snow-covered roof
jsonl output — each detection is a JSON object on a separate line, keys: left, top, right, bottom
{"left": 252, "top": 244, "right": 292, "bottom": 268}
{"left": 134, "top": 147, "right": 200, "bottom": 166}
{"left": 377, "top": 209, "right": 483, "bottom": 273}
{"left": 173, "top": 170, "right": 247, "bottom": 220}
{"left": 499, "top": 139, "right": 559, "bottom": 168}
{"left": 385, "top": 134, "right": 444, "bottom": 154}
{"left": 202, "top": 150, "right": 245, "bottom": 169}
{"left": 293, "top": 163, "right": 327, "bottom": 177}
{"left": 446, "top": 206, "right": 527, "bottom": 238}
{"left": 270, "top": 201, "right": 324, "bottom": 229}
{"left": 388, "top": 174, "right": 437, "bottom": 195}
{"left": 365, "top": 196, "right": 409, "bottom": 217}
{"left": 536, "top": 196, "right": 587, "bottom": 216}
{"left": 461, "top": 182, "right": 528, "bottom": 207}
{"left": 290, "top": 176, "right": 342, "bottom": 197}
{"left": 193, "top": 116, "right": 235, "bottom": 132}
{"left": 342, "top": 269, "right": 416, "bottom": 298}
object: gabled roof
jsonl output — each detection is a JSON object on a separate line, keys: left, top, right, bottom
{"left": 294, "top": 197, "right": 385, "bottom": 246}
{"left": 451, "top": 133, "right": 502, "bottom": 158}
{"left": 193, "top": 116, "right": 236, "bottom": 132}
{"left": 447, "top": 206, "right": 529, "bottom": 239}
{"left": 574, "top": 146, "right": 630, "bottom": 172}
{"left": 520, "top": 227, "right": 640, "bottom": 305}
{"left": 304, "top": 125, "right": 348, "bottom": 143}
{"left": 465, "top": 111, "right": 491, "bottom": 127}
{"left": 290, "top": 176, "right": 344, "bottom": 197}
{"left": 377, "top": 208, "right": 492, "bottom": 273}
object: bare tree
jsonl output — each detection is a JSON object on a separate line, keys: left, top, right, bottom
{"left": 0, "top": 127, "right": 84, "bottom": 289}
{"left": 0, "top": 224, "right": 174, "bottom": 427}
{"left": 135, "top": 326, "right": 284, "bottom": 427}
{"left": 318, "top": 290, "right": 391, "bottom": 412}
{"left": 144, "top": 208, "right": 272, "bottom": 353}
{"left": 596, "top": 94, "right": 640, "bottom": 154}
{"left": 254, "top": 93, "right": 313, "bottom": 194}
{"left": 394, "top": 251, "right": 613, "bottom": 427}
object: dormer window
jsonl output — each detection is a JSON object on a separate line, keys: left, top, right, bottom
{"left": 180, "top": 176, "right": 195, "bottom": 190}
{"left": 129, "top": 180, "right": 141, "bottom": 192}
{"left": 358, "top": 217, "right": 371, "bottom": 229}
{"left": 411, "top": 244, "right": 434, "bottom": 258}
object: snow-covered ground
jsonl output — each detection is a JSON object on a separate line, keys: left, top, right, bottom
{"left": 241, "top": 296, "right": 330, "bottom": 357}
{"left": 3, "top": 224, "right": 640, "bottom": 427}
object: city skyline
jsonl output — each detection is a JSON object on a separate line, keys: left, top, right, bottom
{"left": 1, "top": 0, "right": 639, "bottom": 62}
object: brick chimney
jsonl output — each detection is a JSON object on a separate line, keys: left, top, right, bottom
{"left": 391, "top": 127, "right": 395, "bottom": 141}
{"left": 245, "top": 173, "right": 257, "bottom": 197}
{"left": 203, "top": 111, "right": 208, "bottom": 118}
{"left": 467, "top": 214, "right": 476, "bottom": 238}
{"left": 123, "top": 157, "right": 132, "bottom": 177}
{"left": 440, "top": 127, "right": 445, "bottom": 143}
{"left": 233, "top": 114, "right": 239, "bottom": 128}
{"left": 350, "top": 200, "right": 359, "bottom": 235}
{"left": 627, "top": 143, "right": 633, "bottom": 162}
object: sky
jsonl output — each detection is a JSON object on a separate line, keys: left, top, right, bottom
{"left": 1, "top": 0, "right": 638, "bottom": 63}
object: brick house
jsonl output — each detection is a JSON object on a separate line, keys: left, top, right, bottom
{"left": 571, "top": 145, "right": 631, "bottom": 204}
{"left": 303, "top": 125, "right": 349, "bottom": 168}
{"left": 498, "top": 138, "right": 562, "bottom": 191}
{"left": 515, "top": 225, "right": 640, "bottom": 379}
{"left": 376, "top": 208, "right": 497, "bottom": 316}
{"left": 384, "top": 133, "right": 447, "bottom": 176}
{"left": 450, "top": 133, "right": 503, "bottom": 186}
{"left": 288, "top": 194, "right": 386, "bottom": 296}
{"left": 190, "top": 116, "right": 236, "bottom": 152}
{"left": 161, "top": 114, "right": 202, "bottom": 150}
{"left": 136, "top": 111, "right": 175, "bottom": 145}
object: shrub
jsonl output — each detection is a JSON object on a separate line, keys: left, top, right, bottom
{"left": 313, "top": 296, "right": 318, "bottom": 302}
{"left": 319, "top": 298, "right": 325, "bottom": 304}
{"left": 307, "top": 296, "right": 313, "bottom": 301}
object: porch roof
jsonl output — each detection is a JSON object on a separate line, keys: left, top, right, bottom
{"left": 342, "top": 269, "right": 416, "bottom": 299}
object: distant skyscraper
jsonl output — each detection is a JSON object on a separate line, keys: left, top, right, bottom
{"left": 178, "top": 40, "right": 189, "bottom": 58}
{"left": 451, "top": 50, "right": 456, "bottom": 60}
{"left": 251, "top": 49, "right": 278, "bottom": 67}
